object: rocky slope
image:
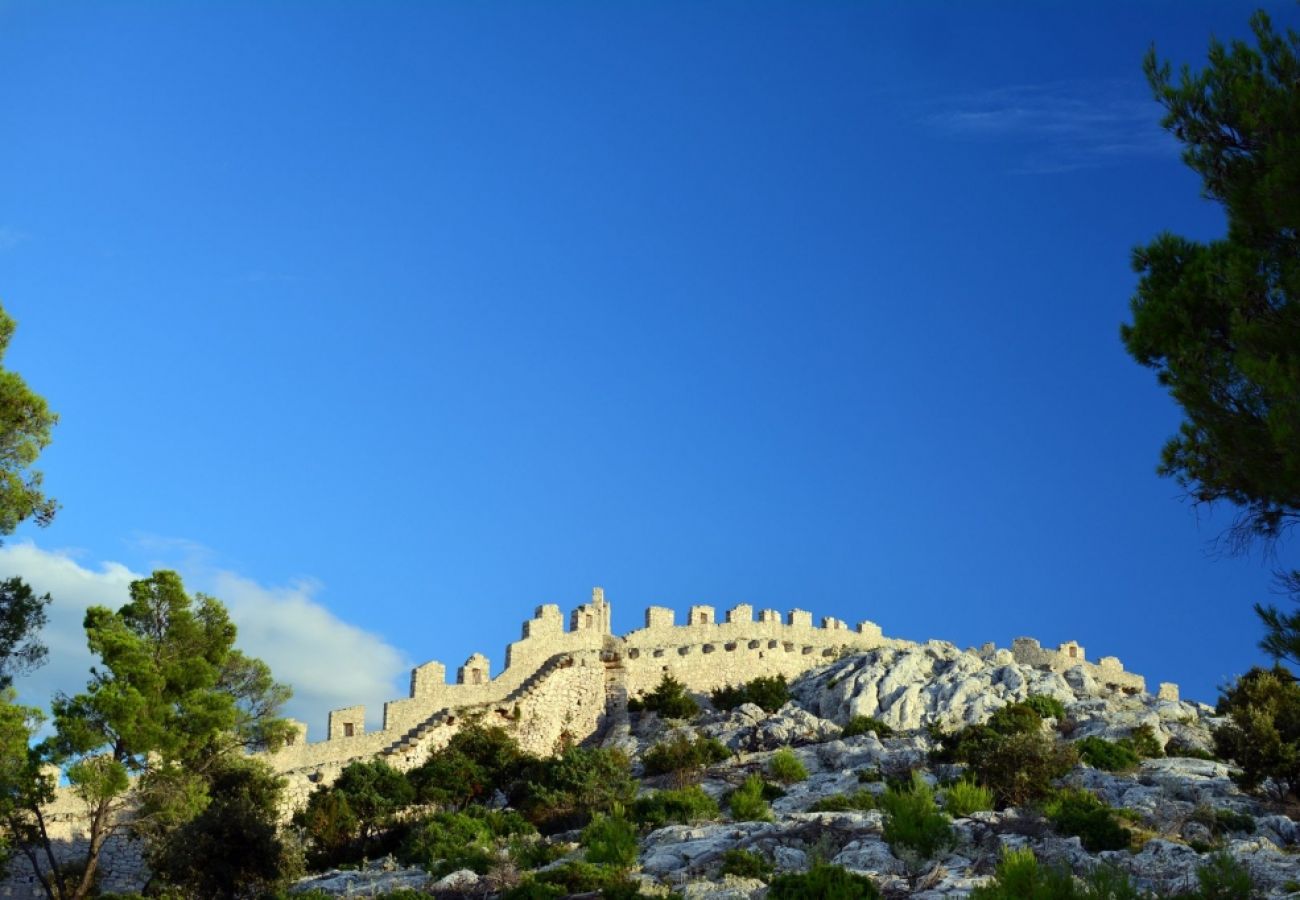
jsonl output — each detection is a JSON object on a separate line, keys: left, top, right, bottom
{"left": 296, "top": 641, "right": 1300, "bottom": 898}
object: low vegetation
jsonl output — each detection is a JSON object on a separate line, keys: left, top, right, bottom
{"left": 879, "top": 773, "right": 954, "bottom": 860}
{"left": 767, "top": 748, "right": 809, "bottom": 784}
{"left": 841, "top": 715, "right": 893, "bottom": 738}
{"left": 767, "top": 862, "right": 881, "bottom": 899}
{"left": 711, "top": 674, "right": 791, "bottom": 713}
{"left": 627, "top": 673, "right": 700, "bottom": 720}
{"left": 728, "top": 774, "right": 775, "bottom": 822}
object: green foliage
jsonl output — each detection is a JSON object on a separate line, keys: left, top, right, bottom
{"left": 857, "top": 767, "right": 882, "bottom": 783}
{"left": 841, "top": 716, "right": 893, "bottom": 739}
{"left": 1189, "top": 804, "right": 1256, "bottom": 839}
{"left": 398, "top": 806, "right": 533, "bottom": 877}
{"left": 27, "top": 571, "right": 291, "bottom": 900}
{"left": 0, "top": 578, "right": 49, "bottom": 690}
{"left": 581, "top": 810, "right": 638, "bottom": 869}
{"left": 520, "top": 860, "right": 637, "bottom": 895}
{"left": 711, "top": 675, "right": 790, "bottom": 713}
{"left": 879, "top": 773, "right": 954, "bottom": 860}
{"left": 641, "top": 733, "right": 730, "bottom": 785}
{"left": 632, "top": 674, "right": 700, "bottom": 720}
{"left": 1075, "top": 737, "right": 1141, "bottom": 772}
{"left": 0, "top": 305, "right": 58, "bottom": 535}
{"left": 1023, "top": 695, "right": 1068, "bottom": 722}
{"left": 970, "top": 848, "right": 1075, "bottom": 899}
{"left": 1124, "top": 725, "right": 1165, "bottom": 759}
{"left": 1194, "top": 851, "right": 1257, "bottom": 899}
{"left": 1123, "top": 12, "right": 1300, "bottom": 654}
{"left": 942, "top": 780, "right": 993, "bottom": 817}
{"left": 719, "top": 848, "right": 774, "bottom": 881}
{"left": 1212, "top": 666, "right": 1300, "bottom": 798}
{"left": 767, "top": 748, "right": 808, "bottom": 784}
{"left": 808, "top": 789, "right": 877, "bottom": 812}
{"left": 1045, "top": 788, "right": 1132, "bottom": 852}
{"left": 767, "top": 862, "right": 881, "bottom": 899}
{"left": 410, "top": 722, "right": 531, "bottom": 810}
{"left": 988, "top": 702, "right": 1044, "bottom": 736}
{"left": 944, "top": 726, "right": 1078, "bottom": 807}
{"left": 295, "top": 758, "right": 414, "bottom": 866}
{"left": 728, "top": 774, "right": 774, "bottom": 822}
{"left": 515, "top": 745, "right": 637, "bottom": 832}
{"left": 631, "top": 785, "right": 720, "bottom": 828}
{"left": 148, "top": 757, "right": 294, "bottom": 899}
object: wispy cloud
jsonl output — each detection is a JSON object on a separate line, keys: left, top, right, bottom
{"left": 924, "top": 80, "right": 1178, "bottom": 174}
{"left": 0, "top": 541, "right": 410, "bottom": 741}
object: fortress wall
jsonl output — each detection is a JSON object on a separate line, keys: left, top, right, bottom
{"left": 620, "top": 604, "right": 904, "bottom": 697}
{"left": 1010, "top": 637, "right": 1148, "bottom": 693}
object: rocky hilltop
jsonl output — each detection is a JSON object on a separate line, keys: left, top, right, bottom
{"left": 293, "top": 640, "right": 1300, "bottom": 898}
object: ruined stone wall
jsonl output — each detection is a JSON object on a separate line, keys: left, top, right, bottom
{"left": 1009, "top": 637, "right": 1149, "bottom": 693}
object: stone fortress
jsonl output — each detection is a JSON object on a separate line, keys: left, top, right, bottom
{"left": 265, "top": 588, "right": 1176, "bottom": 799}
{"left": 8, "top": 587, "right": 1183, "bottom": 897}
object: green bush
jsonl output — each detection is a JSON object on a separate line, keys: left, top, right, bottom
{"left": 581, "top": 811, "right": 638, "bottom": 870}
{"left": 398, "top": 806, "right": 533, "bottom": 876}
{"left": 1123, "top": 724, "right": 1165, "bottom": 759}
{"left": 767, "top": 862, "right": 881, "bottom": 899}
{"left": 879, "top": 773, "right": 954, "bottom": 860}
{"left": 512, "top": 861, "right": 638, "bottom": 896}
{"left": 711, "top": 675, "right": 790, "bottom": 713}
{"left": 958, "top": 729, "right": 1078, "bottom": 807}
{"left": 729, "top": 774, "right": 774, "bottom": 822}
{"left": 970, "top": 848, "right": 1076, "bottom": 899}
{"left": 842, "top": 716, "right": 894, "bottom": 738}
{"left": 942, "top": 780, "right": 993, "bottom": 817}
{"left": 632, "top": 785, "right": 720, "bottom": 828}
{"left": 514, "top": 745, "right": 637, "bottom": 832}
{"left": 294, "top": 758, "right": 415, "bottom": 867}
{"left": 767, "top": 748, "right": 809, "bottom": 784}
{"left": 409, "top": 722, "right": 530, "bottom": 809}
{"left": 630, "top": 673, "right": 700, "bottom": 720}
{"left": 1045, "top": 788, "right": 1131, "bottom": 852}
{"left": 808, "top": 789, "right": 876, "bottom": 812}
{"left": 988, "top": 702, "right": 1044, "bottom": 736}
{"left": 1213, "top": 666, "right": 1300, "bottom": 799}
{"left": 1075, "top": 736, "right": 1141, "bottom": 772}
{"left": 641, "top": 733, "right": 731, "bottom": 785}
{"left": 1194, "top": 851, "right": 1257, "bottom": 899}
{"left": 719, "top": 848, "right": 774, "bottom": 881}
{"left": 857, "top": 767, "right": 883, "bottom": 783}
{"left": 1189, "top": 804, "right": 1256, "bottom": 839}
{"left": 1023, "top": 695, "right": 1068, "bottom": 721}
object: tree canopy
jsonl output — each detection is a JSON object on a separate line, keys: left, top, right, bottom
{"left": 0, "top": 304, "right": 57, "bottom": 536}
{"left": 1121, "top": 12, "right": 1300, "bottom": 656}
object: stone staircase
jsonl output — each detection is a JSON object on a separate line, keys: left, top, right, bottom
{"left": 379, "top": 653, "right": 576, "bottom": 758}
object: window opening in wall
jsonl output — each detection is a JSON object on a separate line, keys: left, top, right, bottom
{"left": 586, "top": 614, "right": 593, "bottom": 628}
{"left": 472, "top": 669, "right": 483, "bottom": 684}
{"left": 343, "top": 723, "right": 354, "bottom": 737}
{"left": 1068, "top": 646, "right": 1077, "bottom": 659}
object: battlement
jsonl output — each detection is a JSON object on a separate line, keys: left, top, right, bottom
{"left": 266, "top": 589, "right": 1172, "bottom": 777}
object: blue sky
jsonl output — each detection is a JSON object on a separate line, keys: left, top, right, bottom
{"left": 2, "top": 1, "right": 1294, "bottom": 734}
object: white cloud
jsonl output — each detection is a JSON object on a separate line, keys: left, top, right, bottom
{"left": 0, "top": 541, "right": 410, "bottom": 741}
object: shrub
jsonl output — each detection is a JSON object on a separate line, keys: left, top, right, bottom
{"left": 1189, "top": 804, "right": 1256, "bottom": 839}
{"left": 1213, "top": 666, "right": 1300, "bottom": 799}
{"left": 711, "top": 675, "right": 790, "bottom": 713}
{"left": 729, "top": 774, "right": 774, "bottom": 822}
{"left": 294, "top": 758, "right": 415, "bottom": 866}
{"left": 767, "top": 862, "right": 881, "bottom": 899}
{"left": 970, "top": 848, "right": 1073, "bottom": 899}
{"left": 398, "top": 806, "right": 534, "bottom": 876}
{"left": 642, "top": 733, "right": 731, "bottom": 785}
{"left": 410, "top": 722, "right": 530, "bottom": 809}
{"left": 857, "top": 767, "right": 883, "bottom": 783}
{"left": 988, "top": 702, "right": 1044, "bottom": 736}
{"left": 842, "top": 716, "right": 894, "bottom": 738}
{"left": 1045, "top": 788, "right": 1131, "bottom": 852}
{"left": 1123, "top": 724, "right": 1165, "bottom": 759}
{"left": 631, "top": 785, "right": 720, "bottom": 828}
{"left": 632, "top": 673, "right": 700, "bottom": 720}
{"left": 808, "top": 789, "right": 877, "bottom": 812}
{"left": 720, "top": 848, "right": 774, "bottom": 880}
{"left": 581, "top": 810, "right": 638, "bottom": 869}
{"left": 513, "top": 861, "right": 637, "bottom": 896}
{"left": 514, "top": 746, "right": 637, "bottom": 832}
{"left": 767, "top": 748, "right": 809, "bottom": 784}
{"left": 1194, "top": 851, "right": 1256, "bottom": 899}
{"left": 1023, "top": 695, "right": 1068, "bottom": 721}
{"left": 942, "top": 780, "right": 993, "bottom": 817}
{"left": 879, "top": 773, "right": 954, "bottom": 860}
{"left": 1075, "top": 737, "right": 1141, "bottom": 772}
{"left": 961, "top": 729, "right": 1078, "bottom": 807}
